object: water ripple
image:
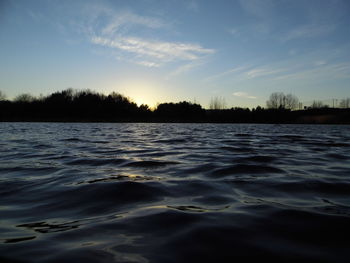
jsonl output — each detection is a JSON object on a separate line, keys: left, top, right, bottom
{"left": 0, "top": 123, "right": 349, "bottom": 262}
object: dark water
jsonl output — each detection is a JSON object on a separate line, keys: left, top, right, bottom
{"left": 1, "top": 123, "right": 350, "bottom": 263}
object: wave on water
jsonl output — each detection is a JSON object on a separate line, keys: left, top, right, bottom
{"left": 0, "top": 123, "right": 350, "bottom": 262}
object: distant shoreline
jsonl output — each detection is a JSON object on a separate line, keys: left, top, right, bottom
{"left": 1, "top": 89, "right": 349, "bottom": 124}
{"left": 1, "top": 121, "right": 350, "bottom": 125}
{"left": 1, "top": 109, "right": 350, "bottom": 125}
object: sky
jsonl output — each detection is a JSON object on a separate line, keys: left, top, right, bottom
{"left": 1, "top": 0, "right": 350, "bottom": 108}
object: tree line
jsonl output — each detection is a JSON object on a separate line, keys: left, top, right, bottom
{"left": 266, "top": 92, "right": 350, "bottom": 110}
{"left": 0, "top": 89, "right": 349, "bottom": 123}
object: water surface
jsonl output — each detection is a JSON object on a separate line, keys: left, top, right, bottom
{"left": 1, "top": 123, "right": 350, "bottom": 262}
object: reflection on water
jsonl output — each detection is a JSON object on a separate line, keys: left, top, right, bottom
{"left": 1, "top": 123, "right": 350, "bottom": 262}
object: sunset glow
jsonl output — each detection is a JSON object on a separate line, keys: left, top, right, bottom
{"left": 113, "top": 79, "right": 164, "bottom": 108}
{"left": 1, "top": 0, "right": 350, "bottom": 107}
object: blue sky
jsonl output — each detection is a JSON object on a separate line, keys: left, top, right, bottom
{"left": 1, "top": 0, "right": 350, "bottom": 108}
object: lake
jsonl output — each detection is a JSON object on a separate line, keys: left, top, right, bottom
{"left": 1, "top": 123, "right": 350, "bottom": 262}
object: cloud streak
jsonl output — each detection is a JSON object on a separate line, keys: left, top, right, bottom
{"left": 239, "top": 0, "right": 274, "bottom": 19}
{"left": 186, "top": 0, "right": 199, "bottom": 12}
{"left": 81, "top": 8, "right": 215, "bottom": 69}
{"left": 282, "top": 24, "right": 335, "bottom": 41}
{"left": 274, "top": 62, "right": 350, "bottom": 81}
{"left": 166, "top": 61, "right": 205, "bottom": 78}
{"left": 203, "top": 66, "right": 246, "bottom": 82}
{"left": 101, "top": 11, "right": 166, "bottom": 36}
{"left": 245, "top": 68, "right": 284, "bottom": 79}
{"left": 91, "top": 36, "right": 214, "bottom": 65}
{"left": 233, "top": 91, "right": 257, "bottom": 99}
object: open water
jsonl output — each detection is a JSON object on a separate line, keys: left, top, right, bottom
{"left": 0, "top": 123, "right": 350, "bottom": 262}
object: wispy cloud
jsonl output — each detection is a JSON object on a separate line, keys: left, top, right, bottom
{"left": 239, "top": 0, "right": 274, "bottom": 19}
{"left": 186, "top": 0, "right": 199, "bottom": 12}
{"left": 203, "top": 66, "right": 246, "bottom": 82}
{"left": 91, "top": 36, "right": 214, "bottom": 66}
{"left": 233, "top": 91, "right": 257, "bottom": 99}
{"left": 238, "top": 0, "right": 341, "bottom": 43}
{"left": 237, "top": 0, "right": 274, "bottom": 37}
{"left": 274, "top": 62, "right": 350, "bottom": 81}
{"left": 314, "top": 60, "right": 327, "bottom": 66}
{"left": 101, "top": 11, "right": 166, "bottom": 36}
{"left": 227, "top": 28, "right": 240, "bottom": 36}
{"left": 288, "top": 49, "right": 297, "bottom": 56}
{"left": 26, "top": 9, "right": 44, "bottom": 22}
{"left": 245, "top": 68, "right": 284, "bottom": 79}
{"left": 279, "top": 1, "right": 342, "bottom": 42}
{"left": 166, "top": 61, "right": 204, "bottom": 78}
{"left": 134, "top": 60, "right": 161, "bottom": 68}
{"left": 78, "top": 7, "right": 215, "bottom": 69}
{"left": 282, "top": 24, "right": 335, "bottom": 41}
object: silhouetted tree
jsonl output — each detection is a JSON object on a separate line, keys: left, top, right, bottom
{"left": 267, "top": 92, "right": 283, "bottom": 109}
{"left": 311, "top": 100, "right": 326, "bottom": 109}
{"left": 155, "top": 101, "right": 205, "bottom": 121}
{"left": 284, "top": 94, "right": 299, "bottom": 110}
{"left": 0, "top": 91, "right": 6, "bottom": 101}
{"left": 209, "top": 96, "right": 226, "bottom": 110}
{"left": 339, "top": 98, "right": 350, "bottom": 108}
{"left": 14, "top": 93, "right": 36, "bottom": 103}
{"left": 266, "top": 92, "right": 299, "bottom": 110}
{"left": 46, "top": 89, "right": 75, "bottom": 104}
{"left": 139, "top": 104, "right": 149, "bottom": 112}
{"left": 107, "top": 92, "right": 127, "bottom": 104}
